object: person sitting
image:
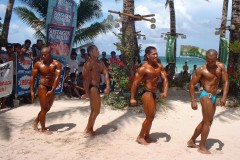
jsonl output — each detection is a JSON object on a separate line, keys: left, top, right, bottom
{"left": 66, "top": 73, "right": 84, "bottom": 99}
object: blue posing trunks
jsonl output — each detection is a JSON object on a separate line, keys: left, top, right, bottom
{"left": 200, "top": 90, "right": 217, "bottom": 104}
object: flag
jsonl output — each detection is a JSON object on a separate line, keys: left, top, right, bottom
{"left": 165, "top": 36, "right": 176, "bottom": 63}
{"left": 180, "top": 45, "right": 206, "bottom": 60}
{"left": 219, "top": 37, "right": 228, "bottom": 64}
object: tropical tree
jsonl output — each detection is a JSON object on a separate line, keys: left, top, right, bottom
{"left": 165, "top": 0, "right": 176, "bottom": 74}
{"left": 218, "top": 0, "right": 229, "bottom": 61}
{"left": 1, "top": 0, "right": 15, "bottom": 41}
{"left": 227, "top": 0, "right": 240, "bottom": 73}
{"left": 14, "top": 0, "right": 112, "bottom": 45}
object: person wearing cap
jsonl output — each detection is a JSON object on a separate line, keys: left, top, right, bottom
{"left": 68, "top": 49, "right": 78, "bottom": 73}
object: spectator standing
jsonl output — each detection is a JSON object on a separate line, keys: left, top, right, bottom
{"left": 78, "top": 48, "right": 86, "bottom": 73}
{"left": 32, "top": 39, "right": 43, "bottom": 64}
{"left": 68, "top": 49, "right": 78, "bottom": 74}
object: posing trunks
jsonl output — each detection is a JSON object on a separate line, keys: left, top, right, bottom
{"left": 89, "top": 84, "right": 100, "bottom": 93}
{"left": 200, "top": 90, "right": 217, "bottom": 104}
{"left": 140, "top": 88, "right": 156, "bottom": 100}
{"left": 39, "top": 83, "right": 52, "bottom": 91}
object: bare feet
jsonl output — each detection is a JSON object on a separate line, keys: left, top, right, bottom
{"left": 41, "top": 129, "right": 53, "bottom": 135}
{"left": 32, "top": 122, "right": 39, "bottom": 131}
{"left": 83, "top": 131, "right": 94, "bottom": 138}
{"left": 198, "top": 147, "right": 211, "bottom": 154}
{"left": 136, "top": 137, "right": 149, "bottom": 145}
{"left": 187, "top": 139, "right": 198, "bottom": 148}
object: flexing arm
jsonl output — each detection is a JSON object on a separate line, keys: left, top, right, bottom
{"left": 189, "top": 68, "right": 202, "bottom": 110}
{"left": 220, "top": 63, "right": 229, "bottom": 106}
{"left": 51, "top": 61, "right": 62, "bottom": 91}
{"left": 30, "top": 62, "right": 39, "bottom": 103}
{"left": 130, "top": 66, "right": 145, "bottom": 105}
{"left": 160, "top": 64, "right": 168, "bottom": 98}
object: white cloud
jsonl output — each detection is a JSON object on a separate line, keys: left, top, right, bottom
{"left": 0, "top": 4, "right": 6, "bottom": 14}
{"left": 9, "top": 23, "right": 20, "bottom": 33}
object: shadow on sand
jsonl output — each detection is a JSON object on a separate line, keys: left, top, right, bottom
{"left": 47, "top": 123, "right": 76, "bottom": 132}
{"left": 196, "top": 138, "right": 224, "bottom": 150}
{"left": 150, "top": 132, "right": 171, "bottom": 142}
{"left": 95, "top": 124, "right": 118, "bottom": 135}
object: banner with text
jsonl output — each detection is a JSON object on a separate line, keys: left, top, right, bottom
{"left": 180, "top": 45, "right": 207, "bottom": 60}
{"left": 46, "top": 0, "right": 78, "bottom": 65}
{"left": 0, "top": 61, "right": 13, "bottom": 98}
{"left": 16, "top": 56, "right": 32, "bottom": 96}
{"left": 165, "top": 36, "right": 176, "bottom": 63}
{"left": 219, "top": 37, "right": 228, "bottom": 64}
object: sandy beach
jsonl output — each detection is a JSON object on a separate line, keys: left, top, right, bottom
{"left": 0, "top": 89, "right": 240, "bottom": 160}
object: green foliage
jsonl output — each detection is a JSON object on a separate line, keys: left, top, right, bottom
{"left": 14, "top": 0, "right": 112, "bottom": 44}
{"left": 102, "top": 93, "right": 129, "bottom": 110}
{"left": 229, "top": 40, "right": 240, "bottom": 54}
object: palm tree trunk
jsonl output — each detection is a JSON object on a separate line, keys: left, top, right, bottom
{"left": 218, "top": 0, "right": 229, "bottom": 61}
{"left": 1, "top": 0, "right": 15, "bottom": 40}
{"left": 122, "top": 0, "right": 138, "bottom": 74}
{"left": 227, "top": 0, "right": 240, "bottom": 72}
{"left": 168, "top": 0, "right": 176, "bottom": 73}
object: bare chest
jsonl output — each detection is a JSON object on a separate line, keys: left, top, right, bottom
{"left": 39, "top": 63, "right": 56, "bottom": 75}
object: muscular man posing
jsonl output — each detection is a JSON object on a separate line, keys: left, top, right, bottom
{"left": 187, "top": 49, "right": 229, "bottom": 154}
{"left": 81, "top": 45, "right": 110, "bottom": 137}
{"left": 30, "top": 47, "right": 62, "bottom": 135}
{"left": 130, "top": 46, "right": 168, "bottom": 145}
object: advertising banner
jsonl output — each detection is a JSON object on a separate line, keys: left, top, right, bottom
{"left": 46, "top": 0, "right": 78, "bottom": 65}
{"left": 0, "top": 61, "right": 13, "bottom": 98}
{"left": 180, "top": 45, "right": 207, "bottom": 60}
{"left": 219, "top": 37, "right": 229, "bottom": 64}
{"left": 165, "top": 36, "right": 176, "bottom": 63}
{"left": 16, "top": 56, "right": 32, "bottom": 96}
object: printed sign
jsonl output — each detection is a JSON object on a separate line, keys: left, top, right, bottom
{"left": 0, "top": 61, "right": 13, "bottom": 98}
{"left": 180, "top": 45, "right": 206, "bottom": 60}
{"left": 51, "top": 7, "right": 74, "bottom": 26}
{"left": 16, "top": 56, "right": 32, "bottom": 96}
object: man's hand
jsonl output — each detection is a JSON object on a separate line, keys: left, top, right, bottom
{"left": 104, "top": 87, "right": 110, "bottom": 94}
{"left": 31, "top": 91, "right": 35, "bottom": 104}
{"left": 219, "top": 97, "right": 227, "bottom": 106}
{"left": 160, "top": 92, "right": 167, "bottom": 99}
{"left": 191, "top": 100, "right": 198, "bottom": 110}
{"left": 81, "top": 94, "right": 89, "bottom": 100}
{"left": 130, "top": 98, "right": 137, "bottom": 106}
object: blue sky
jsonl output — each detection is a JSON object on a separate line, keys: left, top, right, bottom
{"left": 0, "top": 0, "right": 232, "bottom": 56}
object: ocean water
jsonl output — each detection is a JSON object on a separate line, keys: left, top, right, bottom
{"left": 100, "top": 55, "right": 206, "bottom": 73}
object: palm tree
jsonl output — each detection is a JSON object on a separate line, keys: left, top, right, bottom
{"left": 227, "top": 0, "right": 240, "bottom": 73}
{"left": 218, "top": 0, "right": 229, "bottom": 62}
{"left": 1, "top": 0, "right": 15, "bottom": 41}
{"left": 165, "top": 0, "right": 177, "bottom": 76}
{"left": 14, "top": 0, "right": 112, "bottom": 45}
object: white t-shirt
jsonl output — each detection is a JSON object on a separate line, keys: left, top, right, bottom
{"left": 78, "top": 56, "right": 85, "bottom": 73}
{"left": 68, "top": 59, "right": 78, "bottom": 73}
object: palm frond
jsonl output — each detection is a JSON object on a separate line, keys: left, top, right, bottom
{"left": 18, "top": 0, "right": 48, "bottom": 18}
{"left": 74, "top": 19, "right": 112, "bottom": 45}
{"left": 14, "top": 7, "right": 40, "bottom": 26}
{"left": 77, "top": 0, "right": 102, "bottom": 27}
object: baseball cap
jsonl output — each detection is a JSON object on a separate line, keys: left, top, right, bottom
{"left": 6, "top": 43, "right": 13, "bottom": 49}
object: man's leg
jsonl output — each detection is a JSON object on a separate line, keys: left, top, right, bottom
{"left": 187, "top": 121, "right": 203, "bottom": 148}
{"left": 197, "top": 97, "right": 216, "bottom": 154}
{"left": 137, "top": 92, "right": 155, "bottom": 145}
{"left": 84, "top": 87, "right": 101, "bottom": 137}
{"left": 33, "top": 85, "right": 54, "bottom": 135}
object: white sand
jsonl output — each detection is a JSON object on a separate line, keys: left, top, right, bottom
{"left": 0, "top": 89, "right": 240, "bottom": 160}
